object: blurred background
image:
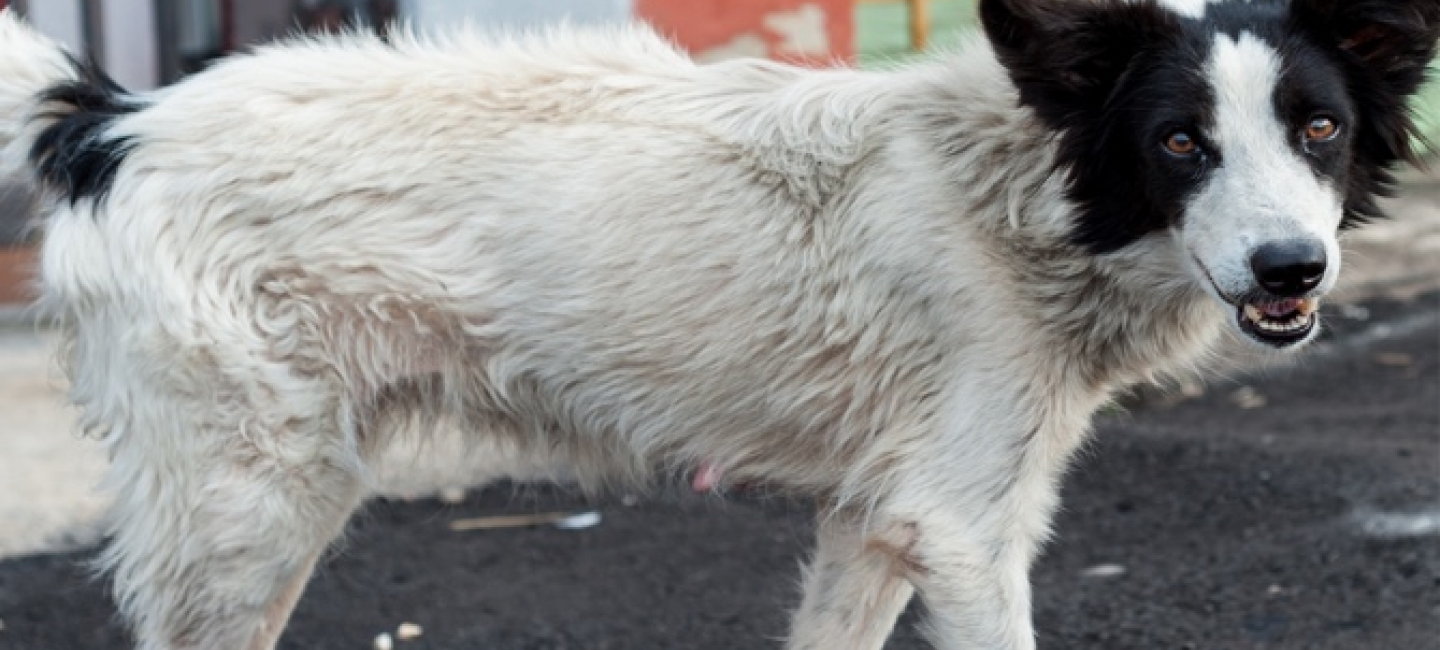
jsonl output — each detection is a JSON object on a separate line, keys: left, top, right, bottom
{"left": 0, "top": 2, "right": 1436, "bottom": 649}
{"left": 0, "top": 0, "right": 1434, "bottom": 259}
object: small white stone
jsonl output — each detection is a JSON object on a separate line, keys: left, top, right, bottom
{"left": 555, "top": 511, "right": 602, "bottom": 530}
{"left": 1079, "top": 564, "right": 1126, "bottom": 579}
{"left": 397, "top": 623, "right": 423, "bottom": 640}
{"left": 373, "top": 632, "right": 394, "bottom": 650}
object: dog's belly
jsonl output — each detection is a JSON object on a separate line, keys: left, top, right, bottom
{"left": 432, "top": 264, "right": 945, "bottom": 491}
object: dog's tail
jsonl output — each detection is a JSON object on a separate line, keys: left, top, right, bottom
{"left": 0, "top": 9, "right": 77, "bottom": 155}
{"left": 1, "top": 8, "right": 140, "bottom": 204}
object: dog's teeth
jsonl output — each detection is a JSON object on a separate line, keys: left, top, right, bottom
{"left": 1243, "top": 304, "right": 1263, "bottom": 323}
{"left": 1298, "top": 298, "right": 1320, "bottom": 316}
{"left": 1252, "top": 311, "right": 1313, "bottom": 334}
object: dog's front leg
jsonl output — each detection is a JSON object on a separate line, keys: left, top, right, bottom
{"left": 883, "top": 425, "right": 1074, "bottom": 650}
{"left": 905, "top": 529, "right": 1039, "bottom": 650}
{"left": 786, "top": 511, "right": 916, "bottom": 650}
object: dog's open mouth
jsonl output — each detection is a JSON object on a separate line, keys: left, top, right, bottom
{"left": 1237, "top": 297, "right": 1319, "bottom": 347}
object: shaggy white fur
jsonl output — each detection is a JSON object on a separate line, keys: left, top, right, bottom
{"left": 1, "top": 0, "right": 1425, "bottom": 647}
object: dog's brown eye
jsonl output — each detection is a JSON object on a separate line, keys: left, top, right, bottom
{"left": 1305, "top": 116, "right": 1339, "bottom": 142}
{"left": 1163, "top": 132, "right": 1199, "bottom": 156}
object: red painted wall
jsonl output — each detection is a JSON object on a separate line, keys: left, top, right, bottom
{"left": 635, "top": 0, "right": 855, "bottom": 66}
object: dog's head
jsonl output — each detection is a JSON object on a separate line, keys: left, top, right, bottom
{"left": 981, "top": 0, "right": 1439, "bottom": 348}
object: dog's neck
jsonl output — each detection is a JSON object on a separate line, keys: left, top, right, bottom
{"left": 1012, "top": 240, "right": 1229, "bottom": 392}
{"left": 889, "top": 51, "right": 1231, "bottom": 397}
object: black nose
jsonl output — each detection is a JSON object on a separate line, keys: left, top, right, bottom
{"left": 1250, "top": 240, "right": 1327, "bottom": 297}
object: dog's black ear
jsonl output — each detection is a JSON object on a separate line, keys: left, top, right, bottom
{"left": 1292, "top": 0, "right": 1439, "bottom": 101}
{"left": 980, "top": 0, "right": 1180, "bottom": 128}
{"left": 1294, "top": 0, "right": 1438, "bottom": 173}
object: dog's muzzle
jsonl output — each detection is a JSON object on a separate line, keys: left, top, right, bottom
{"left": 1234, "top": 240, "right": 1328, "bottom": 347}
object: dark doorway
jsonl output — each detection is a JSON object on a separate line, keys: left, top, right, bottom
{"left": 155, "top": 0, "right": 400, "bottom": 84}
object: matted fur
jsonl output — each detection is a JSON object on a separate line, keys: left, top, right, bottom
{"left": 0, "top": 1, "right": 1434, "bottom": 648}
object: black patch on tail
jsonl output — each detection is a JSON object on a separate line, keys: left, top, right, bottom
{"left": 28, "top": 56, "right": 141, "bottom": 206}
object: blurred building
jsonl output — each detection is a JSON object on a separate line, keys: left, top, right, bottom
{"left": 7, "top": 0, "right": 854, "bottom": 91}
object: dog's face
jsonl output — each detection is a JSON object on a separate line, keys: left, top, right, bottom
{"left": 983, "top": 0, "right": 1439, "bottom": 348}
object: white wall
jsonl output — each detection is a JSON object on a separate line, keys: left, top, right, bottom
{"left": 99, "top": 0, "right": 160, "bottom": 89}
{"left": 22, "top": 0, "right": 85, "bottom": 53}
{"left": 400, "top": 0, "right": 634, "bottom": 33}
{"left": 21, "top": 0, "right": 160, "bottom": 90}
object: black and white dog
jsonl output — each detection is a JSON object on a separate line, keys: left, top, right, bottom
{"left": 0, "top": 1, "right": 1435, "bottom": 648}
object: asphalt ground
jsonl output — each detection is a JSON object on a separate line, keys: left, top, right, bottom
{"left": 0, "top": 290, "right": 1435, "bottom": 650}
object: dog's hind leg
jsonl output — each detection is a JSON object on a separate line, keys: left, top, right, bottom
{"left": 87, "top": 350, "right": 365, "bottom": 650}
{"left": 786, "top": 512, "right": 915, "bottom": 650}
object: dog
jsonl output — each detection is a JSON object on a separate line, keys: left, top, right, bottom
{"left": 1, "top": 1, "right": 1435, "bottom": 648}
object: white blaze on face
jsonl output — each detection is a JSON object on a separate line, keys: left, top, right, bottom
{"left": 1181, "top": 32, "right": 1344, "bottom": 302}
{"left": 1154, "top": 0, "right": 1212, "bottom": 20}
